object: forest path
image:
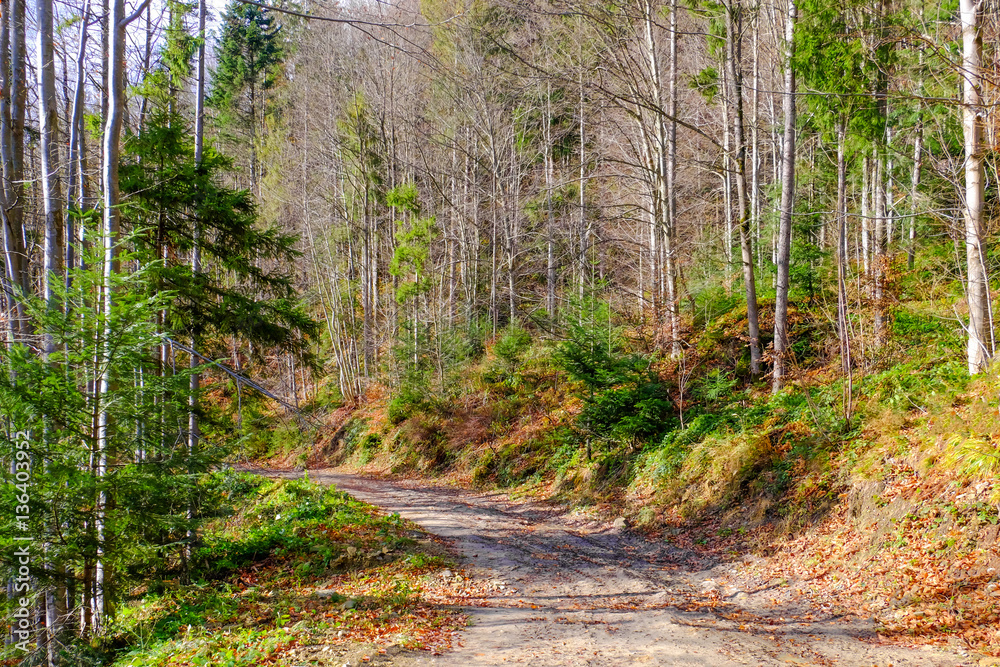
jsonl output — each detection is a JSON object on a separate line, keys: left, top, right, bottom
{"left": 271, "top": 469, "right": 970, "bottom": 666}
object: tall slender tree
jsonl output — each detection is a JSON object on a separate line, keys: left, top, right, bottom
{"left": 960, "top": 0, "right": 990, "bottom": 373}
{"left": 209, "top": 1, "right": 282, "bottom": 196}
{"left": 1, "top": 0, "right": 29, "bottom": 341}
{"left": 37, "top": 0, "right": 64, "bottom": 321}
{"left": 772, "top": 0, "right": 797, "bottom": 392}
{"left": 723, "top": 0, "right": 763, "bottom": 376}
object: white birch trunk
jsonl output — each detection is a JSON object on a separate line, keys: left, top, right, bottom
{"left": 908, "top": 121, "right": 922, "bottom": 270}
{"left": 95, "top": 0, "right": 127, "bottom": 631}
{"left": 960, "top": 0, "right": 991, "bottom": 373}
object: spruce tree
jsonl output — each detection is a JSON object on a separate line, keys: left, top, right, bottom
{"left": 208, "top": 1, "right": 283, "bottom": 194}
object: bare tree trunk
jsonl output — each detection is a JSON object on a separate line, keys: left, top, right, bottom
{"left": 1, "top": 0, "right": 29, "bottom": 341}
{"left": 0, "top": 6, "right": 23, "bottom": 343}
{"left": 885, "top": 125, "right": 895, "bottom": 248}
{"left": 544, "top": 82, "right": 557, "bottom": 321}
{"left": 37, "top": 0, "right": 67, "bottom": 652}
{"left": 772, "top": 0, "right": 797, "bottom": 392}
{"left": 362, "top": 187, "right": 374, "bottom": 372}
{"left": 101, "top": 0, "right": 108, "bottom": 120}
{"left": 836, "top": 119, "right": 852, "bottom": 423}
{"left": 489, "top": 165, "right": 498, "bottom": 334}
{"left": 960, "top": 0, "right": 990, "bottom": 373}
{"left": 96, "top": 0, "right": 128, "bottom": 631}
{"left": 750, "top": 9, "right": 761, "bottom": 269}
{"left": 723, "top": 0, "right": 762, "bottom": 375}
{"left": 908, "top": 117, "right": 922, "bottom": 270}
{"left": 67, "top": 0, "right": 91, "bottom": 276}
{"left": 578, "top": 65, "right": 587, "bottom": 304}
{"left": 38, "top": 0, "right": 64, "bottom": 327}
{"left": 861, "top": 154, "right": 870, "bottom": 275}
{"left": 186, "top": 0, "right": 207, "bottom": 571}
{"left": 138, "top": 2, "right": 152, "bottom": 130}
{"left": 720, "top": 60, "right": 733, "bottom": 274}
{"left": 507, "top": 129, "right": 519, "bottom": 324}
{"left": 666, "top": 0, "right": 680, "bottom": 358}
{"left": 873, "top": 150, "right": 886, "bottom": 344}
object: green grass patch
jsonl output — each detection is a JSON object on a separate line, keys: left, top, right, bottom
{"left": 96, "top": 471, "right": 464, "bottom": 667}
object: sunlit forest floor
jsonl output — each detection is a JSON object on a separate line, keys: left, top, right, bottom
{"left": 84, "top": 474, "right": 467, "bottom": 667}
{"left": 269, "top": 295, "right": 1000, "bottom": 660}
{"left": 72, "top": 295, "right": 1000, "bottom": 666}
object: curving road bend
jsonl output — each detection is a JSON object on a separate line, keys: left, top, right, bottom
{"left": 271, "top": 469, "right": 970, "bottom": 667}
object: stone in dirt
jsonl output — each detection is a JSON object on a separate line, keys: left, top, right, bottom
{"left": 315, "top": 589, "right": 341, "bottom": 599}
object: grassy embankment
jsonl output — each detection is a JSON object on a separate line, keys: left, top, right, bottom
{"left": 29, "top": 472, "right": 465, "bottom": 667}
{"left": 268, "top": 289, "right": 1000, "bottom": 657}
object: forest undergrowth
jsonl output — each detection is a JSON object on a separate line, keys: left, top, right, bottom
{"left": 270, "top": 292, "right": 1000, "bottom": 658}
{"left": 7, "top": 473, "right": 466, "bottom": 667}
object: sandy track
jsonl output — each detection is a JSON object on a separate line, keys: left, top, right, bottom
{"left": 272, "top": 469, "right": 971, "bottom": 667}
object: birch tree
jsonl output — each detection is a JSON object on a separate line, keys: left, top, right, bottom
{"left": 960, "top": 0, "right": 991, "bottom": 374}
{"left": 96, "top": 0, "right": 132, "bottom": 627}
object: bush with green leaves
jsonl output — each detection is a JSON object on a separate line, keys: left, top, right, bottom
{"left": 192, "top": 473, "right": 407, "bottom": 580}
{"left": 494, "top": 325, "right": 532, "bottom": 369}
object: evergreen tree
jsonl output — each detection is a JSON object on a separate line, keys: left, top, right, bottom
{"left": 208, "top": 1, "right": 283, "bottom": 193}
{"left": 0, "top": 246, "right": 205, "bottom": 647}
{"left": 121, "top": 110, "right": 315, "bottom": 357}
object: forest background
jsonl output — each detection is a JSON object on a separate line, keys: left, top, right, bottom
{"left": 3, "top": 0, "right": 1000, "bottom": 663}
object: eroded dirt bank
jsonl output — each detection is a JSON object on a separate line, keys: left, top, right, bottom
{"left": 270, "top": 468, "right": 973, "bottom": 666}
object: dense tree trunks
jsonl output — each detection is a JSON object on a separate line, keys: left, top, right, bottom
{"left": 960, "top": 0, "right": 991, "bottom": 374}
{"left": 772, "top": 0, "right": 796, "bottom": 392}
{"left": 723, "top": 0, "right": 762, "bottom": 376}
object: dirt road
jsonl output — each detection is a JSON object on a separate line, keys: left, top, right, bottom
{"left": 279, "top": 469, "right": 972, "bottom": 666}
